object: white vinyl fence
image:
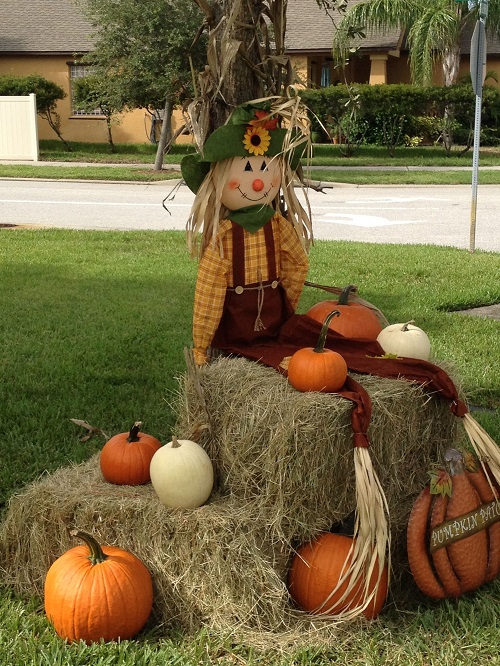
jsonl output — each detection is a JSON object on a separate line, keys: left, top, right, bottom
{"left": 0, "top": 93, "right": 39, "bottom": 160}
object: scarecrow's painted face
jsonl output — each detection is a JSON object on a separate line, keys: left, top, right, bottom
{"left": 220, "top": 155, "right": 281, "bottom": 211}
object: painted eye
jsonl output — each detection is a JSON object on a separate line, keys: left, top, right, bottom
{"left": 260, "top": 161, "right": 268, "bottom": 171}
{"left": 244, "top": 161, "right": 253, "bottom": 172}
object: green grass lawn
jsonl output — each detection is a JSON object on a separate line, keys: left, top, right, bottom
{"left": 0, "top": 229, "right": 499, "bottom": 664}
{"left": 2, "top": 142, "right": 500, "bottom": 185}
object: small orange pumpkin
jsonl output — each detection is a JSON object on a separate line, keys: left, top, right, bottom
{"left": 287, "top": 310, "right": 347, "bottom": 392}
{"left": 288, "top": 532, "right": 388, "bottom": 619}
{"left": 407, "top": 448, "right": 500, "bottom": 599}
{"left": 100, "top": 421, "right": 161, "bottom": 485}
{"left": 44, "top": 529, "right": 153, "bottom": 643}
{"left": 307, "top": 284, "right": 382, "bottom": 340}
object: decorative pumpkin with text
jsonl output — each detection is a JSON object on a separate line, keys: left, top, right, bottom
{"left": 150, "top": 436, "right": 214, "bottom": 509}
{"left": 99, "top": 421, "right": 162, "bottom": 485}
{"left": 407, "top": 448, "right": 500, "bottom": 599}
{"left": 288, "top": 532, "right": 388, "bottom": 619}
{"left": 44, "top": 530, "right": 153, "bottom": 643}
{"left": 377, "top": 321, "right": 431, "bottom": 360}
{"left": 306, "top": 284, "right": 382, "bottom": 340}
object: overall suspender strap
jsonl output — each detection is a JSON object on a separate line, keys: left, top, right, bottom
{"left": 231, "top": 222, "right": 246, "bottom": 287}
{"left": 263, "top": 219, "right": 278, "bottom": 279}
{"left": 231, "top": 218, "right": 278, "bottom": 287}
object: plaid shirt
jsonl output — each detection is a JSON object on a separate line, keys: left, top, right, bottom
{"left": 192, "top": 212, "right": 308, "bottom": 364}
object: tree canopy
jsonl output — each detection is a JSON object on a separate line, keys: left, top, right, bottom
{"left": 78, "top": 0, "right": 206, "bottom": 112}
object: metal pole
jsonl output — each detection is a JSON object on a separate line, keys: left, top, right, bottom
{"left": 469, "top": 0, "right": 489, "bottom": 253}
{"left": 469, "top": 86, "right": 482, "bottom": 253}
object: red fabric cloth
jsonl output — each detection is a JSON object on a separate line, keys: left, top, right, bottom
{"left": 213, "top": 313, "right": 468, "bottom": 447}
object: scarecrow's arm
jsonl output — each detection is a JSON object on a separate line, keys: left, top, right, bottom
{"left": 192, "top": 240, "right": 231, "bottom": 365}
{"left": 277, "top": 216, "right": 309, "bottom": 309}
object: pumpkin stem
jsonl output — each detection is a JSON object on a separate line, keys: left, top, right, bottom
{"left": 444, "top": 448, "right": 465, "bottom": 476}
{"left": 314, "top": 310, "right": 341, "bottom": 353}
{"left": 171, "top": 435, "right": 181, "bottom": 449}
{"left": 401, "top": 320, "right": 416, "bottom": 332}
{"left": 337, "top": 284, "right": 357, "bottom": 306}
{"left": 127, "top": 421, "right": 143, "bottom": 443}
{"left": 69, "top": 529, "right": 107, "bottom": 565}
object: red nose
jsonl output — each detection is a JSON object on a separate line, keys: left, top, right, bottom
{"left": 252, "top": 179, "right": 265, "bottom": 192}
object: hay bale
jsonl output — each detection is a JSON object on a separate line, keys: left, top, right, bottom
{"left": 0, "top": 455, "right": 294, "bottom": 636}
{"left": 0, "top": 357, "right": 461, "bottom": 645}
{"left": 176, "top": 357, "right": 459, "bottom": 549}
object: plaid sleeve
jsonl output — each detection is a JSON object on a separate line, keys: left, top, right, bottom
{"left": 192, "top": 225, "right": 231, "bottom": 364}
{"left": 275, "top": 215, "right": 309, "bottom": 310}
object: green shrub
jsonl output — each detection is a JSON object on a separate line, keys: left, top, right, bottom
{"left": 301, "top": 83, "right": 500, "bottom": 154}
{"left": 0, "top": 74, "right": 70, "bottom": 149}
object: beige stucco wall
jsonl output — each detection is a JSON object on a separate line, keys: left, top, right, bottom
{"left": 4, "top": 52, "right": 500, "bottom": 145}
{"left": 0, "top": 54, "right": 191, "bottom": 145}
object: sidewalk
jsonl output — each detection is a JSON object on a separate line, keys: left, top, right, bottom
{"left": 3, "top": 159, "right": 500, "bottom": 171}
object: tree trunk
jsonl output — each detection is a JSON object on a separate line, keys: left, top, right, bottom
{"left": 44, "top": 110, "right": 72, "bottom": 151}
{"left": 154, "top": 99, "right": 174, "bottom": 171}
{"left": 441, "top": 45, "right": 461, "bottom": 154}
{"left": 105, "top": 115, "right": 115, "bottom": 153}
{"left": 209, "top": 0, "right": 265, "bottom": 129}
{"left": 442, "top": 44, "right": 461, "bottom": 87}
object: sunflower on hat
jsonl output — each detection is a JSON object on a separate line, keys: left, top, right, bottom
{"left": 242, "top": 125, "right": 271, "bottom": 155}
{"left": 242, "top": 110, "right": 280, "bottom": 155}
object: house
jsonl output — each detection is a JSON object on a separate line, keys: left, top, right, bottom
{"left": 2, "top": 0, "right": 499, "bottom": 146}
{"left": 0, "top": 0, "right": 185, "bottom": 144}
{"left": 285, "top": 0, "right": 500, "bottom": 88}
{"left": 286, "top": 0, "right": 408, "bottom": 86}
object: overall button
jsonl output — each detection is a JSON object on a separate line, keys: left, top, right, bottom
{"left": 235, "top": 286, "right": 244, "bottom": 294}
{"left": 271, "top": 280, "right": 279, "bottom": 289}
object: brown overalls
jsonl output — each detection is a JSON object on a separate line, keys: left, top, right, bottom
{"left": 211, "top": 221, "right": 294, "bottom": 350}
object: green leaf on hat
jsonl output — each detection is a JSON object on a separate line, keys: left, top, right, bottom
{"left": 230, "top": 102, "right": 272, "bottom": 126}
{"left": 180, "top": 153, "right": 210, "bottom": 194}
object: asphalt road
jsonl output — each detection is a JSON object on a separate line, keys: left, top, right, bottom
{"left": 1, "top": 178, "right": 499, "bottom": 252}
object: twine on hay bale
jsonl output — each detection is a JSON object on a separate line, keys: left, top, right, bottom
{"left": 0, "top": 356, "right": 461, "bottom": 645}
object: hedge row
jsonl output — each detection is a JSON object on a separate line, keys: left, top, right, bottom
{"left": 300, "top": 83, "right": 500, "bottom": 152}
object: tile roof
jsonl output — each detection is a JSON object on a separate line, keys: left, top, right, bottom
{"left": 2, "top": 0, "right": 499, "bottom": 58}
{"left": 285, "top": 0, "right": 403, "bottom": 53}
{"left": 285, "top": 0, "right": 500, "bottom": 56}
{"left": 0, "top": 0, "right": 94, "bottom": 53}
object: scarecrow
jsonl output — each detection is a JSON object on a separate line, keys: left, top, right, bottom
{"left": 181, "top": 96, "right": 313, "bottom": 367}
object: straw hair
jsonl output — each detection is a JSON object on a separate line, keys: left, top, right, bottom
{"left": 463, "top": 413, "right": 500, "bottom": 493}
{"left": 185, "top": 156, "right": 313, "bottom": 258}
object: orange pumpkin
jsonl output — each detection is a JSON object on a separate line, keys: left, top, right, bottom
{"left": 44, "top": 529, "right": 153, "bottom": 643}
{"left": 307, "top": 284, "right": 382, "bottom": 340}
{"left": 288, "top": 532, "right": 388, "bottom": 619}
{"left": 287, "top": 310, "right": 347, "bottom": 392}
{"left": 407, "top": 448, "right": 500, "bottom": 599}
{"left": 100, "top": 421, "right": 161, "bottom": 485}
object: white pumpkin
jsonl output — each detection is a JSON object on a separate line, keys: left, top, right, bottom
{"left": 149, "top": 436, "right": 214, "bottom": 509}
{"left": 376, "top": 320, "right": 431, "bottom": 360}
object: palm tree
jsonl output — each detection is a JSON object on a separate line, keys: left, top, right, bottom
{"left": 334, "top": 0, "right": 500, "bottom": 86}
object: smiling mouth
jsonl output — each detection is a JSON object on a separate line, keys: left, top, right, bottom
{"left": 237, "top": 186, "right": 274, "bottom": 202}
